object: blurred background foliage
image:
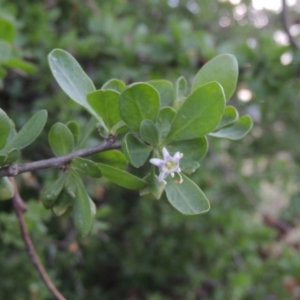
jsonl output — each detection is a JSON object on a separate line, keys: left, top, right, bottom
{"left": 0, "top": 0, "right": 300, "bottom": 299}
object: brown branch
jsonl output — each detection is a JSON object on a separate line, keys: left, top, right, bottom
{"left": 281, "top": 0, "right": 300, "bottom": 49}
{"left": 10, "top": 178, "right": 66, "bottom": 300}
{"left": 0, "top": 139, "right": 121, "bottom": 177}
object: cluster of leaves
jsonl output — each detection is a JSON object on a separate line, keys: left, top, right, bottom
{"left": 37, "top": 48, "right": 252, "bottom": 236}
{"left": 1, "top": 0, "right": 300, "bottom": 299}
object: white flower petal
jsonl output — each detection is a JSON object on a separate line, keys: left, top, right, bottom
{"left": 174, "top": 152, "right": 182, "bottom": 161}
{"left": 162, "top": 147, "right": 171, "bottom": 160}
{"left": 150, "top": 158, "right": 164, "bottom": 167}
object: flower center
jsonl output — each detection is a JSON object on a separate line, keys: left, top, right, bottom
{"left": 164, "top": 160, "right": 178, "bottom": 171}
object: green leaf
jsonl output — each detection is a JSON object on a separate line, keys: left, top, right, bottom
{"left": 0, "top": 18, "right": 16, "bottom": 42}
{"left": 102, "top": 78, "right": 126, "bottom": 93}
{"left": 98, "top": 163, "right": 147, "bottom": 190}
{"left": 140, "top": 120, "right": 159, "bottom": 146}
{"left": 140, "top": 172, "right": 165, "bottom": 200}
{"left": 119, "top": 83, "right": 160, "bottom": 131}
{"left": 91, "top": 150, "right": 127, "bottom": 170}
{"left": 52, "top": 189, "right": 73, "bottom": 216}
{"left": 0, "top": 108, "right": 12, "bottom": 150}
{"left": 165, "top": 174, "right": 210, "bottom": 215}
{"left": 49, "top": 122, "right": 74, "bottom": 156}
{"left": 87, "top": 90, "right": 121, "bottom": 131}
{"left": 0, "top": 148, "right": 20, "bottom": 167}
{"left": 192, "top": 54, "right": 238, "bottom": 101}
{"left": 77, "top": 117, "right": 97, "bottom": 149}
{"left": 71, "top": 157, "right": 102, "bottom": 178}
{"left": 48, "top": 49, "right": 96, "bottom": 115}
{"left": 122, "top": 133, "right": 153, "bottom": 168}
{"left": 66, "top": 121, "right": 80, "bottom": 145}
{"left": 4, "top": 58, "right": 38, "bottom": 74}
{"left": 175, "top": 76, "right": 187, "bottom": 101}
{"left": 2, "top": 110, "right": 47, "bottom": 151}
{"left": 0, "top": 41, "right": 11, "bottom": 63}
{"left": 148, "top": 80, "right": 173, "bottom": 107}
{"left": 179, "top": 157, "right": 200, "bottom": 172}
{"left": 156, "top": 107, "right": 176, "bottom": 141}
{"left": 41, "top": 173, "right": 67, "bottom": 209}
{"left": 72, "top": 172, "right": 94, "bottom": 237}
{"left": 0, "top": 177, "right": 14, "bottom": 201}
{"left": 167, "top": 137, "right": 208, "bottom": 161}
{"left": 209, "top": 115, "right": 253, "bottom": 140}
{"left": 166, "top": 82, "right": 225, "bottom": 142}
{"left": 217, "top": 105, "right": 239, "bottom": 129}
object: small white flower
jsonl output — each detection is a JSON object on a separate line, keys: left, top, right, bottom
{"left": 150, "top": 147, "right": 183, "bottom": 184}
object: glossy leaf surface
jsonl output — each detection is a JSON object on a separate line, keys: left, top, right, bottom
{"left": 102, "top": 78, "right": 126, "bottom": 93}
{"left": 49, "top": 122, "right": 74, "bottom": 156}
{"left": 0, "top": 108, "right": 11, "bottom": 150}
{"left": 41, "top": 173, "right": 67, "bottom": 209}
{"left": 140, "top": 120, "right": 159, "bottom": 146}
{"left": 165, "top": 174, "right": 210, "bottom": 215}
{"left": 192, "top": 54, "right": 238, "bottom": 101}
{"left": 166, "top": 82, "right": 225, "bottom": 142}
{"left": 98, "top": 163, "right": 147, "bottom": 190}
{"left": 217, "top": 106, "right": 239, "bottom": 129}
{"left": 71, "top": 157, "right": 102, "bottom": 178}
{"left": 210, "top": 115, "right": 253, "bottom": 140}
{"left": 48, "top": 49, "right": 96, "bottom": 114}
{"left": 148, "top": 80, "right": 173, "bottom": 107}
{"left": 87, "top": 90, "right": 121, "bottom": 131}
{"left": 122, "top": 133, "right": 152, "bottom": 168}
{"left": 119, "top": 83, "right": 160, "bottom": 131}
{"left": 156, "top": 107, "right": 176, "bottom": 141}
{"left": 92, "top": 150, "right": 127, "bottom": 170}
{"left": 72, "top": 172, "right": 94, "bottom": 237}
{"left": 2, "top": 110, "right": 47, "bottom": 152}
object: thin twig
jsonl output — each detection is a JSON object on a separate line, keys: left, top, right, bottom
{"left": 10, "top": 178, "right": 66, "bottom": 300}
{"left": 281, "top": 0, "right": 300, "bottom": 49}
{"left": 0, "top": 139, "right": 121, "bottom": 177}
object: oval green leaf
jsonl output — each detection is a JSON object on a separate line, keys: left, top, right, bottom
{"left": 165, "top": 174, "right": 210, "bottom": 215}
{"left": 122, "top": 133, "right": 153, "bottom": 168}
{"left": 217, "top": 105, "right": 239, "bottom": 129}
{"left": 66, "top": 120, "right": 80, "bottom": 145}
{"left": 119, "top": 83, "right": 160, "bottom": 131}
{"left": 52, "top": 189, "right": 73, "bottom": 217}
{"left": 0, "top": 108, "right": 12, "bottom": 150}
{"left": 156, "top": 107, "right": 176, "bottom": 141}
{"left": 72, "top": 172, "right": 94, "bottom": 237}
{"left": 97, "top": 163, "right": 147, "bottom": 190}
{"left": 0, "top": 177, "right": 14, "bottom": 201}
{"left": 48, "top": 49, "right": 96, "bottom": 115}
{"left": 192, "top": 54, "right": 238, "bottom": 101}
{"left": 140, "top": 120, "right": 159, "bottom": 146}
{"left": 2, "top": 110, "right": 47, "bottom": 151}
{"left": 148, "top": 80, "right": 173, "bottom": 107}
{"left": 209, "top": 115, "right": 253, "bottom": 140}
{"left": 71, "top": 157, "right": 102, "bottom": 178}
{"left": 87, "top": 89, "right": 121, "bottom": 131}
{"left": 166, "top": 82, "right": 225, "bottom": 142}
{"left": 41, "top": 173, "right": 67, "bottom": 209}
{"left": 49, "top": 122, "right": 75, "bottom": 156}
{"left": 102, "top": 78, "right": 126, "bottom": 93}
{"left": 92, "top": 149, "right": 128, "bottom": 170}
